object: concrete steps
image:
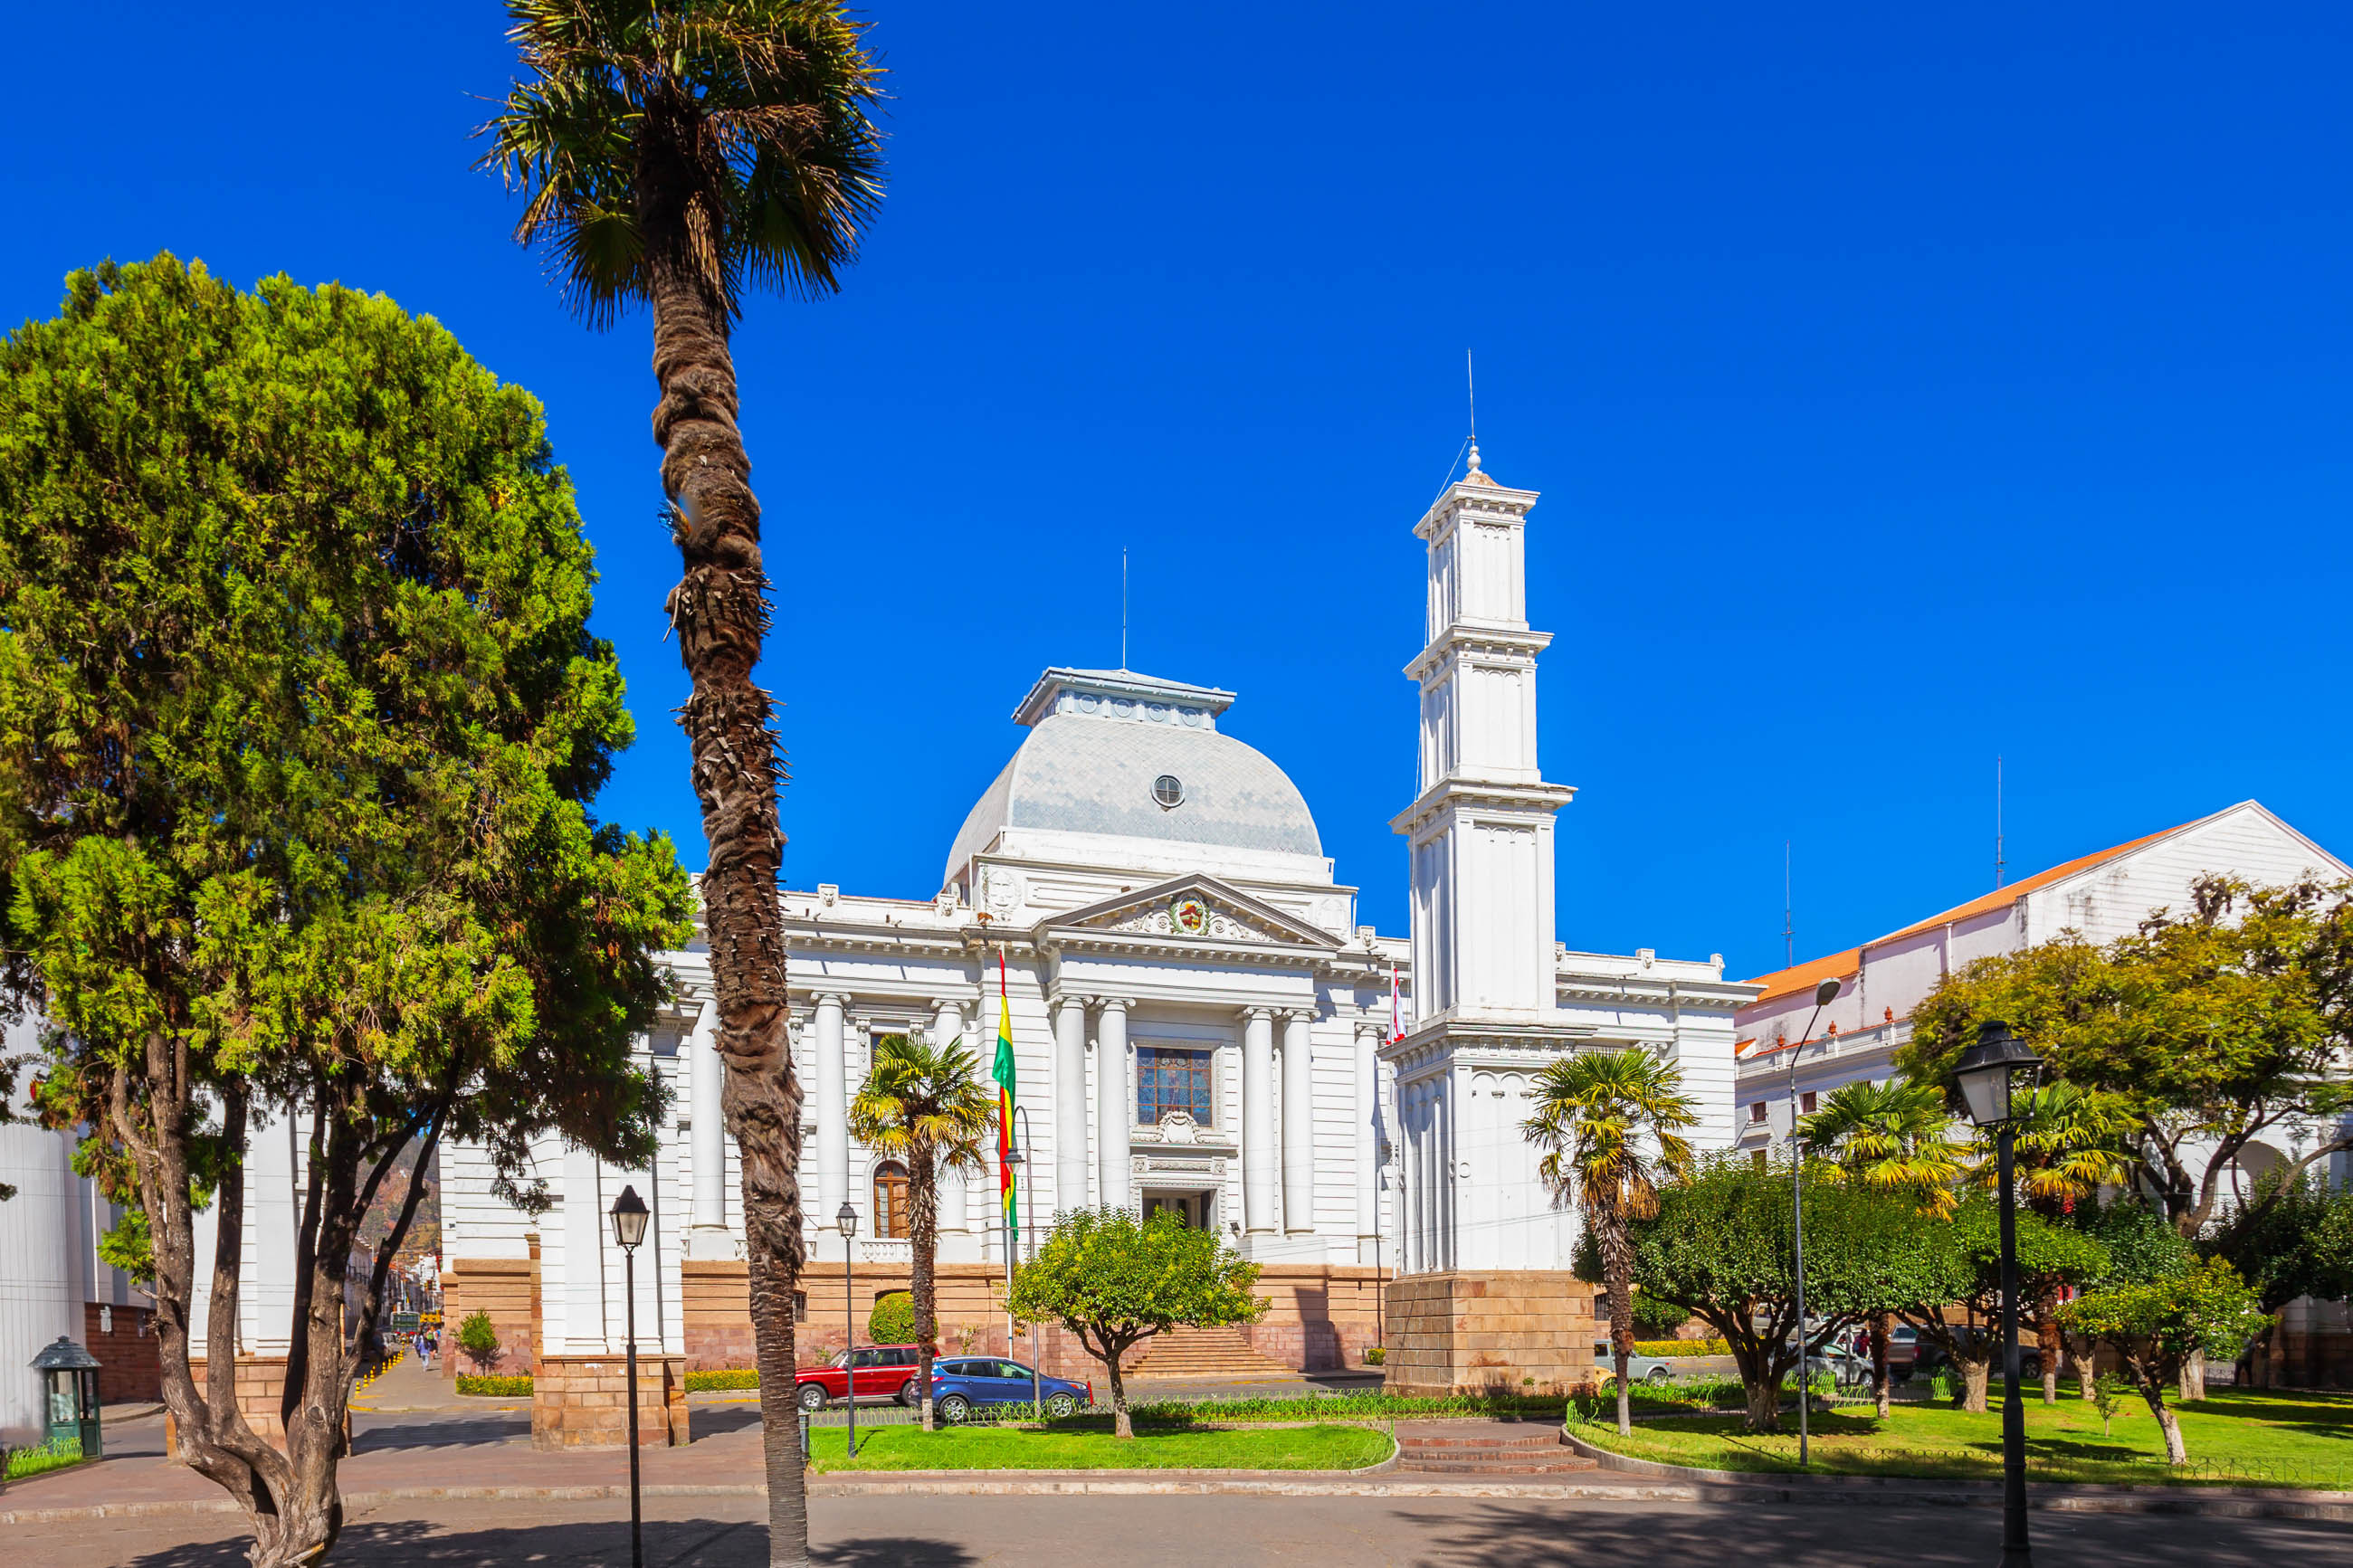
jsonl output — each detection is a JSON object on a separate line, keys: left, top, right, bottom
{"left": 1394, "top": 1425, "right": 1598, "bottom": 1476}
{"left": 1128, "top": 1326, "right": 1293, "bottom": 1379}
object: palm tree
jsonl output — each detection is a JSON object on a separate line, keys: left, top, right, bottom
{"left": 1800, "top": 1078, "right": 1967, "bottom": 1414}
{"left": 849, "top": 1031, "right": 995, "bottom": 1431}
{"left": 1523, "top": 1049, "right": 1700, "bottom": 1435}
{"left": 1973, "top": 1080, "right": 2130, "bottom": 1402}
{"left": 480, "top": 6, "right": 881, "bottom": 1562}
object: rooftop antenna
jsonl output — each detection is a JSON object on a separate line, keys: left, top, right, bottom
{"left": 1466, "top": 349, "right": 1481, "bottom": 473}
{"left": 1783, "top": 841, "right": 1794, "bottom": 967}
{"left": 1120, "top": 546, "right": 1129, "bottom": 672}
{"left": 1995, "top": 755, "right": 2005, "bottom": 889}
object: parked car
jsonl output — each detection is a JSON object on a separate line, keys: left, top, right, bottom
{"left": 1909, "top": 1329, "right": 2043, "bottom": 1383}
{"left": 928, "top": 1357, "right": 1091, "bottom": 1422}
{"left": 1592, "top": 1346, "right": 1685, "bottom": 1386}
{"left": 795, "top": 1345, "right": 923, "bottom": 1411}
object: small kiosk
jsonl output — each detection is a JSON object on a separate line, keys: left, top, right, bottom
{"left": 31, "top": 1337, "right": 102, "bottom": 1459}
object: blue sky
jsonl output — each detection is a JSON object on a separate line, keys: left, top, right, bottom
{"left": 5, "top": 3, "right": 2348, "bottom": 981}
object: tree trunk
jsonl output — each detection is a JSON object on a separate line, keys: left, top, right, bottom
{"left": 1958, "top": 1351, "right": 1991, "bottom": 1414}
{"left": 1744, "top": 1372, "right": 1784, "bottom": 1434}
{"left": 2136, "top": 1374, "right": 2188, "bottom": 1464}
{"left": 1597, "top": 1216, "right": 1636, "bottom": 1436}
{"left": 1100, "top": 1335, "right": 1138, "bottom": 1439}
{"left": 2034, "top": 1285, "right": 2062, "bottom": 1405}
{"left": 1871, "top": 1311, "right": 1891, "bottom": 1418}
{"left": 910, "top": 1143, "right": 938, "bottom": 1432}
{"left": 649, "top": 214, "right": 808, "bottom": 1565}
{"left": 2178, "top": 1348, "right": 2205, "bottom": 1402}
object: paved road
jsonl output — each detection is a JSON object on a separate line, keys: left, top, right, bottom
{"left": 19, "top": 1490, "right": 2353, "bottom": 1567}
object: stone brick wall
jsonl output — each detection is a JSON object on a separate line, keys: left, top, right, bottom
{"left": 530, "top": 1354, "right": 689, "bottom": 1449}
{"left": 441, "top": 1254, "right": 538, "bottom": 1377}
{"left": 83, "top": 1301, "right": 162, "bottom": 1404}
{"left": 1381, "top": 1270, "right": 1599, "bottom": 1397}
{"left": 683, "top": 1258, "right": 1389, "bottom": 1380}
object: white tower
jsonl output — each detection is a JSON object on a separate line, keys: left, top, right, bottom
{"left": 1386, "top": 444, "right": 1583, "bottom": 1283}
{"left": 1395, "top": 446, "right": 1574, "bottom": 1024}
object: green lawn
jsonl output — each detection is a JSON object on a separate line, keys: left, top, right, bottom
{"left": 805, "top": 1420, "right": 1392, "bottom": 1472}
{"left": 1575, "top": 1387, "right": 2353, "bottom": 1488}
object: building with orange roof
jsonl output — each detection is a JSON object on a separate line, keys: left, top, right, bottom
{"left": 1729, "top": 800, "right": 2349, "bottom": 1161}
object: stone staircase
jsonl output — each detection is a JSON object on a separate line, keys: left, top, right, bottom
{"left": 1392, "top": 1422, "right": 1598, "bottom": 1476}
{"left": 1127, "top": 1326, "right": 1294, "bottom": 1379}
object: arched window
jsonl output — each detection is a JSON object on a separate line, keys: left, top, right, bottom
{"left": 872, "top": 1161, "right": 910, "bottom": 1240}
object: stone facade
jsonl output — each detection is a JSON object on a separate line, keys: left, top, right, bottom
{"left": 439, "top": 1252, "right": 539, "bottom": 1377}
{"left": 531, "top": 1353, "right": 689, "bottom": 1449}
{"left": 1380, "top": 1271, "right": 1600, "bottom": 1397}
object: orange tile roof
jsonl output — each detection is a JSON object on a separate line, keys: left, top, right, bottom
{"left": 1742, "top": 814, "right": 2214, "bottom": 1007}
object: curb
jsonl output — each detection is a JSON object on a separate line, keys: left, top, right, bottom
{"left": 1559, "top": 1428, "right": 2353, "bottom": 1521}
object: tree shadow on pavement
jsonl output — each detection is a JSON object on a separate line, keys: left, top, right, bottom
{"left": 1390, "top": 1502, "right": 2353, "bottom": 1568}
{"left": 122, "top": 1517, "right": 978, "bottom": 1568}
{"left": 348, "top": 1415, "right": 531, "bottom": 1452}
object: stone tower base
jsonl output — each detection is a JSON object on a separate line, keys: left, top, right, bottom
{"left": 1381, "top": 1270, "right": 1600, "bottom": 1397}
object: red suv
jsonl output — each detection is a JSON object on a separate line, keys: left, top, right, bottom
{"left": 795, "top": 1345, "right": 923, "bottom": 1411}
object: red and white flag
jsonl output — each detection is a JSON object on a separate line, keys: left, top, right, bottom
{"left": 1388, "top": 962, "right": 1405, "bottom": 1047}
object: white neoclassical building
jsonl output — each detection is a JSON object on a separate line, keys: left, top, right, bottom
{"left": 434, "top": 445, "right": 1756, "bottom": 1417}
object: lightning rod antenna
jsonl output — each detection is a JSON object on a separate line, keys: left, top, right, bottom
{"left": 1121, "top": 547, "right": 1129, "bottom": 672}
{"left": 1467, "top": 349, "right": 1478, "bottom": 446}
{"left": 1784, "top": 841, "right": 1794, "bottom": 967}
{"left": 1995, "top": 755, "right": 2005, "bottom": 889}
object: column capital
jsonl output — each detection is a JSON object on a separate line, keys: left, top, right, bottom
{"left": 808, "top": 990, "right": 852, "bottom": 1010}
{"left": 1241, "top": 1004, "right": 1276, "bottom": 1022}
{"left": 1091, "top": 994, "right": 1133, "bottom": 1014}
{"left": 1276, "top": 1006, "right": 1316, "bottom": 1024}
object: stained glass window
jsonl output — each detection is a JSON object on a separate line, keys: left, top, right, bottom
{"left": 1137, "top": 1047, "right": 1212, "bottom": 1127}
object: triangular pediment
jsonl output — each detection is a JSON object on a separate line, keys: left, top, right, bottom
{"left": 1042, "top": 874, "right": 1338, "bottom": 949}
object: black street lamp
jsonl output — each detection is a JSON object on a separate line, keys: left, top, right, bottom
{"left": 608, "top": 1184, "right": 650, "bottom": 1568}
{"left": 1954, "top": 1019, "right": 2044, "bottom": 1567}
{"left": 1786, "top": 974, "right": 1841, "bottom": 1467}
{"left": 837, "top": 1200, "right": 860, "bottom": 1459}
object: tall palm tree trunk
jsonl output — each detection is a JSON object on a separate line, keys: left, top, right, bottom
{"left": 1871, "top": 1311, "right": 1892, "bottom": 1418}
{"left": 1595, "top": 1212, "right": 1636, "bottom": 1436}
{"left": 645, "top": 199, "right": 808, "bottom": 1563}
{"left": 910, "top": 1143, "right": 939, "bottom": 1431}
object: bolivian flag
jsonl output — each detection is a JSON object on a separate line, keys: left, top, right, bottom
{"left": 993, "top": 950, "right": 1017, "bottom": 1245}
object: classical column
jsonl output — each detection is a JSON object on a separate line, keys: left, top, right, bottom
{"left": 1280, "top": 1011, "right": 1315, "bottom": 1236}
{"left": 813, "top": 993, "right": 849, "bottom": 1232}
{"left": 686, "top": 999, "right": 732, "bottom": 1259}
{"left": 1353, "top": 1022, "right": 1381, "bottom": 1267}
{"left": 1095, "top": 998, "right": 1131, "bottom": 1212}
{"left": 1053, "top": 995, "right": 1089, "bottom": 1212}
{"left": 1242, "top": 1007, "right": 1278, "bottom": 1236}
{"left": 931, "top": 1002, "right": 971, "bottom": 1236}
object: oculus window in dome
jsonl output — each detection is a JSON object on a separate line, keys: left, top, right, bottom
{"left": 1152, "top": 774, "right": 1185, "bottom": 808}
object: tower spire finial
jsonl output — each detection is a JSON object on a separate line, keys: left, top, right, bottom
{"left": 1466, "top": 348, "right": 1480, "bottom": 474}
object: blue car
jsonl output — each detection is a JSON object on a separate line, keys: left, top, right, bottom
{"left": 927, "top": 1357, "right": 1091, "bottom": 1422}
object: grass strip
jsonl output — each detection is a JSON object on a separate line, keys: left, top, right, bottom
{"left": 806, "top": 1420, "right": 1391, "bottom": 1473}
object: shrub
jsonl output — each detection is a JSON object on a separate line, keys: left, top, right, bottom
{"left": 685, "top": 1368, "right": 760, "bottom": 1392}
{"left": 5, "top": 1436, "right": 84, "bottom": 1480}
{"left": 1630, "top": 1293, "right": 1692, "bottom": 1339}
{"left": 868, "top": 1291, "right": 916, "bottom": 1345}
{"left": 456, "top": 1309, "right": 500, "bottom": 1370}
{"left": 1634, "top": 1338, "right": 1729, "bottom": 1357}
{"left": 1362, "top": 1346, "right": 1386, "bottom": 1365}
{"left": 455, "top": 1374, "right": 534, "bottom": 1398}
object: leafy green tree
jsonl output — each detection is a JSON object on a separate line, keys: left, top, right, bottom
{"left": 457, "top": 1310, "right": 503, "bottom": 1373}
{"left": 848, "top": 1031, "right": 993, "bottom": 1430}
{"left": 1522, "top": 1047, "right": 1699, "bottom": 1435}
{"left": 1619, "top": 1155, "right": 1927, "bottom": 1433}
{"left": 0, "top": 256, "right": 691, "bottom": 1568}
{"left": 2060, "top": 1259, "right": 2272, "bottom": 1463}
{"left": 1799, "top": 1076, "right": 1967, "bottom": 1413}
{"left": 1006, "top": 1207, "right": 1266, "bottom": 1438}
{"left": 481, "top": 9, "right": 883, "bottom": 1558}
{"left": 1902, "top": 877, "right": 2353, "bottom": 1240}
{"left": 1896, "top": 1196, "right": 2108, "bottom": 1413}
{"left": 866, "top": 1291, "right": 916, "bottom": 1345}
{"left": 2199, "top": 1173, "right": 2353, "bottom": 1387}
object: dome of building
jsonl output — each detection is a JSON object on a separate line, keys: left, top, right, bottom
{"left": 943, "top": 669, "right": 1322, "bottom": 890}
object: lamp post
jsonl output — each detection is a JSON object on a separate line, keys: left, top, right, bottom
{"left": 1013, "top": 1104, "right": 1041, "bottom": 1413}
{"left": 1786, "top": 975, "right": 1842, "bottom": 1468}
{"left": 1954, "top": 1019, "right": 2043, "bottom": 1567}
{"left": 608, "top": 1184, "right": 651, "bottom": 1568}
{"left": 836, "top": 1200, "right": 860, "bottom": 1459}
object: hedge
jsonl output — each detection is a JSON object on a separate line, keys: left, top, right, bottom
{"left": 685, "top": 1369, "right": 761, "bottom": 1392}
{"left": 1634, "top": 1338, "right": 1729, "bottom": 1357}
{"left": 456, "top": 1374, "right": 535, "bottom": 1397}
